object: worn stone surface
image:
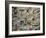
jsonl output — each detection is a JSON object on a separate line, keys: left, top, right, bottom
{"left": 12, "top": 7, "right": 40, "bottom": 31}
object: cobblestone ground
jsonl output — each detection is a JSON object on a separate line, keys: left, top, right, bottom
{"left": 12, "top": 7, "right": 40, "bottom": 31}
